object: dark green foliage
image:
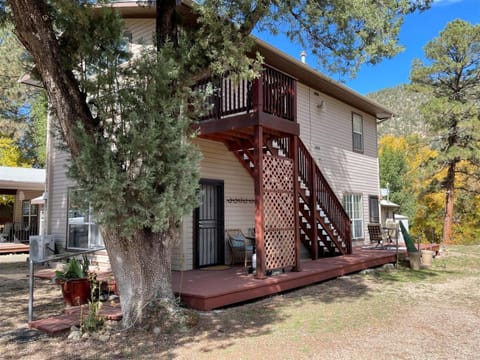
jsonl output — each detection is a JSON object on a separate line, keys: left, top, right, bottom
{"left": 69, "top": 45, "right": 202, "bottom": 236}
{"left": 252, "top": 0, "right": 432, "bottom": 77}
{"left": 379, "top": 142, "right": 413, "bottom": 218}
{"left": 54, "top": 256, "right": 90, "bottom": 281}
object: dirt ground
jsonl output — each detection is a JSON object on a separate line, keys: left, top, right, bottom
{"left": 1, "top": 246, "right": 480, "bottom": 359}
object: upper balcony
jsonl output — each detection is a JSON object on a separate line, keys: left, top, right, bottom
{"left": 195, "top": 65, "right": 299, "bottom": 140}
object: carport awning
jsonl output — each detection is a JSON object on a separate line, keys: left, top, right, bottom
{"left": 0, "top": 166, "right": 45, "bottom": 191}
{"left": 31, "top": 192, "right": 47, "bottom": 205}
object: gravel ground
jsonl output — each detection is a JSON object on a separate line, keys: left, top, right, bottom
{"left": 1, "top": 246, "right": 479, "bottom": 359}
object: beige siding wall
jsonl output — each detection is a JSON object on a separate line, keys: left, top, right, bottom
{"left": 173, "top": 138, "right": 255, "bottom": 270}
{"left": 124, "top": 19, "right": 154, "bottom": 54}
{"left": 46, "top": 129, "right": 75, "bottom": 251}
{"left": 297, "top": 83, "right": 380, "bottom": 243}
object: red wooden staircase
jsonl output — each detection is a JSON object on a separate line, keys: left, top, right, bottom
{"left": 227, "top": 134, "right": 352, "bottom": 259}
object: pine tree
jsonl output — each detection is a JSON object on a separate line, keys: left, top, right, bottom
{"left": 410, "top": 19, "right": 480, "bottom": 244}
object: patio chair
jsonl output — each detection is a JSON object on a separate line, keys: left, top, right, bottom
{"left": 367, "top": 223, "right": 387, "bottom": 247}
{"left": 226, "top": 229, "right": 253, "bottom": 267}
{"left": 0, "top": 222, "right": 13, "bottom": 242}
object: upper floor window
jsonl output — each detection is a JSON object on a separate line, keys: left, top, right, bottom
{"left": 352, "top": 112, "right": 363, "bottom": 153}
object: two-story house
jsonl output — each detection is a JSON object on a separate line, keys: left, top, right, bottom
{"left": 42, "top": 2, "right": 392, "bottom": 279}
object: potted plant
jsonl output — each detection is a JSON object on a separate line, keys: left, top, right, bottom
{"left": 54, "top": 255, "right": 91, "bottom": 306}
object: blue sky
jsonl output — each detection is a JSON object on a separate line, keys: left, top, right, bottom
{"left": 255, "top": 0, "right": 480, "bottom": 95}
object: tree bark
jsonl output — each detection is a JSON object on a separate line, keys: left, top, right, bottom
{"left": 101, "top": 226, "right": 177, "bottom": 328}
{"left": 442, "top": 162, "right": 456, "bottom": 244}
{"left": 8, "top": 0, "right": 96, "bottom": 158}
{"left": 156, "top": 0, "right": 178, "bottom": 49}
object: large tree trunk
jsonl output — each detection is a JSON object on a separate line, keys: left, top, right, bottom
{"left": 442, "top": 162, "right": 456, "bottom": 244}
{"left": 156, "top": 0, "right": 178, "bottom": 48}
{"left": 101, "top": 226, "right": 177, "bottom": 328}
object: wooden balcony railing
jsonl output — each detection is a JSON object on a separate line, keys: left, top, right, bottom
{"left": 196, "top": 65, "right": 296, "bottom": 123}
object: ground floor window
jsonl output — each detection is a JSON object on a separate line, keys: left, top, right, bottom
{"left": 369, "top": 195, "right": 380, "bottom": 223}
{"left": 66, "top": 189, "right": 103, "bottom": 249}
{"left": 343, "top": 193, "right": 363, "bottom": 239}
{"left": 22, "top": 200, "right": 38, "bottom": 233}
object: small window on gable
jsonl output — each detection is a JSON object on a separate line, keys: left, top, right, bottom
{"left": 352, "top": 112, "right": 363, "bottom": 153}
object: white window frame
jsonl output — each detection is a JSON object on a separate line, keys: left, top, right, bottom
{"left": 368, "top": 195, "right": 380, "bottom": 224}
{"left": 352, "top": 112, "right": 364, "bottom": 153}
{"left": 22, "top": 200, "right": 38, "bottom": 231}
{"left": 344, "top": 193, "right": 364, "bottom": 239}
{"left": 66, "top": 189, "right": 103, "bottom": 250}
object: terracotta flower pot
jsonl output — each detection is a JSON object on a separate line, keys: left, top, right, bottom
{"left": 60, "top": 278, "right": 91, "bottom": 306}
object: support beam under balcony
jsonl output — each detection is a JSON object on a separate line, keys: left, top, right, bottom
{"left": 197, "top": 112, "right": 299, "bottom": 138}
{"left": 254, "top": 125, "right": 266, "bottom": 279}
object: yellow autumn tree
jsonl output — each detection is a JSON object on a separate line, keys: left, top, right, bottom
{"left": 0, "top": 137, "right": 31, "bottom": 167}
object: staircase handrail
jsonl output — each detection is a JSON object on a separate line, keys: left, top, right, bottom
{"left": 297, "top": 138, "right": 352, "bottom": 253}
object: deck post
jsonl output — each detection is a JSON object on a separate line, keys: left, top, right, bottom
{"left": 28, "top": 258, "right": 34, "bottom": 322}
{"left": 291, "top": 135, "right": 302, "bottom": 271}
{"left": 310, "top": 155, "right": 318, "bottom": 259}
{"left": 254, "top": 125, "right": 266, "bottom": 279}
{"left": 292, "top": 77, "right": 297, "bottom": 123}
{"left": 252, "top": 70, "right": 264, "bottom": 114}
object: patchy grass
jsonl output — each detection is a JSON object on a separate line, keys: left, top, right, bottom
{"left": 374, "top": 245, "right": 480, "bottom": 284}
{"left": 1, "top": 246, "right": 480, "bottom": 359}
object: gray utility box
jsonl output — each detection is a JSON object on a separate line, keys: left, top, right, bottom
{"left": 29, "top": 235, "right": 55, "bottom": 262}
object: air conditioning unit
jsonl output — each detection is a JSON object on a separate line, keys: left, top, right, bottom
{"left": 29, "top": 235, "right": 55, "bottom": 262}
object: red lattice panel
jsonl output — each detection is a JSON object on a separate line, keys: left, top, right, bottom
{"left": 264, "top": 192, "right": 294, "bottom": 230}
{"left": 264, "top": 230, "right": 296, "bottom": 270}
{"left": 263, "top": 154, "right": 296, "bottom": 270}
{"left": 263, "top": 156, "right": 294, "bottom": 192}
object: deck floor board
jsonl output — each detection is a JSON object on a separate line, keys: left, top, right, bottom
{"left": 172, "top": 248, "right": 398, "bottom": 310}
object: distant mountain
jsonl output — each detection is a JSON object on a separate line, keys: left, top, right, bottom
{"left": 367, "top": 85, "right": 430, "bottom": 137}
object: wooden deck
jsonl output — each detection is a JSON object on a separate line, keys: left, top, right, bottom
{"left": 172, "top": 247, "right": 398, "bottom": 311}
{"left": 0, "top": 242, "right": 29, "bottom": 254}
{"left": 27, "top": 247, "right": 419, "bottom": 334}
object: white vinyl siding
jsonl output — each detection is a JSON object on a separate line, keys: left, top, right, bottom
{"left": 123, "top": 18, "right": 155, "bottom": 54}
{"left": 296, "top": 83, "right": 380, "bottom": 243}
{"left": 343, "top": 194, "right": 363, "bottom": 239}
{"left": 173, "top": 138, "right": 255, "bottom": 270}
{"left": 46, "top": 126, "right": 75, "bottom": 252}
